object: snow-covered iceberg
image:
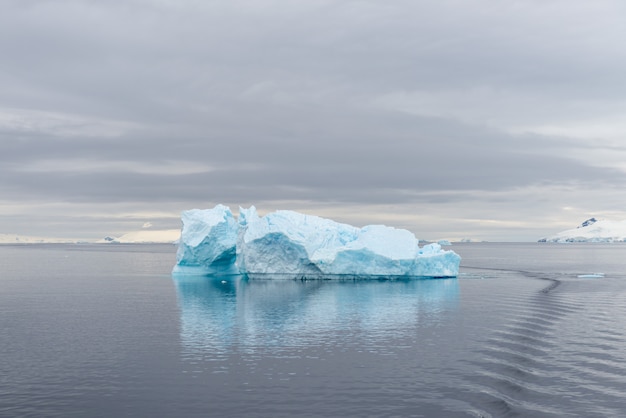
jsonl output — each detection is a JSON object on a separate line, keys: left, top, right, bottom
{"left": 173, "top": 205, "right": 461, "bottom": 278}
{"left": 539, "top": 218, "right": 626, "bottom": 243}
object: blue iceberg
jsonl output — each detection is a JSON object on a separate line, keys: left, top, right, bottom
{"left": 172, "top": 205, "right": 460, "bottom": 278}
{"left": 173, "top": 205, "right": 239, "bottom": 275}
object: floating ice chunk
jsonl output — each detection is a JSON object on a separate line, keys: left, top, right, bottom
{"left": 173, "top": 205, "right": 461, "bottom": 278}
{"left": 172, "top": 205, "right": 239, "bottom": 275}
{"left": 577, "top": 273, "right": 605, "bottom": 278}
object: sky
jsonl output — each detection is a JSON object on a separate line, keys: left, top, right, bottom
{"left": 2, "top": 0, "right": 626, "bottom": 242}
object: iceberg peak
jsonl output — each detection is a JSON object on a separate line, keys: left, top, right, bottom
{"left": 173, "top": 205, "right": 461, "bottom": 278}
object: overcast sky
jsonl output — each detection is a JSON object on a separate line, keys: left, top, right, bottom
{"left": 2, "top": 0, "right": 626, "bottom": 241}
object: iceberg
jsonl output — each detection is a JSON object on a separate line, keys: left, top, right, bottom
{"left": 173, "top": 205, "right": 461, "bottom": 278}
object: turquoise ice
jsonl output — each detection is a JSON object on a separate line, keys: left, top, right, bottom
{"left": 172, "top": 205, "right": 460, "bottom": 278}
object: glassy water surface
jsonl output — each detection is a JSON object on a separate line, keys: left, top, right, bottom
{"left": 1, "top": 243, "right": 625, "bottom": 417}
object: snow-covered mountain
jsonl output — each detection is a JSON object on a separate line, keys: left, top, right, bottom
{"left": 106, "top": 229, "right": 180, "bottom": 244}
{"left": 539, "top": 218, "right": 626, "bottom": 243}
{"left": 0, "top": 230, "right": 180, "bottom": 245}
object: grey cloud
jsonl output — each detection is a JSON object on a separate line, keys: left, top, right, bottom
{"left": 3, "top": 110, "right": 624, "bottom": 207}
{"left": 4, "top": 1, "right": 626, "bottom": 114}
{"left": 2, "top": 0, "right": 626, "bottom": 239}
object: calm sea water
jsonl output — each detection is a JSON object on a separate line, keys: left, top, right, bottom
{"left": 1, "top": 243, "right": 625, "bottom": 417}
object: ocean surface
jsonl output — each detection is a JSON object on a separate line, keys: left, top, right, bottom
{"left": 1, "top": 242, "right": 625, "bottom": 417}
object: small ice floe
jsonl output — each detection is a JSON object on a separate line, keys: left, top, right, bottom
{"left": 577, "top": 273, "right": 605, "bottom": 278}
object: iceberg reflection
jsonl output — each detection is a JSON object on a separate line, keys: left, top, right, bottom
{"left": 172, "top": 275, "right": 460, "bottom": 358}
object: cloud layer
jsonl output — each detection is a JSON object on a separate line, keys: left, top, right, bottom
{"left": 2, "top": 0, "right": 626, "bottom": 240}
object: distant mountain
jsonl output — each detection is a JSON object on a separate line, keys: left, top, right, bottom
{"left": 539, "top": 219, "right": 626, "bottom": 243}
{"left": 0, "top": 229, "right": 180, "bottom": 245}
{"left": 104, "top": 229, "right": 180, "bottom": 244}
{"left": 0, "top": 234, "right": 82, "bottom": 244}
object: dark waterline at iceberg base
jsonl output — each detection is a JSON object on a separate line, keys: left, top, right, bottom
{"left": 2, "top": 243, "right": 626, "bottom": 417}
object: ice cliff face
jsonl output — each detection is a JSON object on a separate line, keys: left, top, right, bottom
{"left": 174, "top": 205, "right": 239, "bottom": 274}
{"left": 173, "top": 205, "right": 461, "bottom": 278}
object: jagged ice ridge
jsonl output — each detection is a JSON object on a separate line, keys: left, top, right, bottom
{"left": 172, "top": 205, "right": 460, "bottom": 278}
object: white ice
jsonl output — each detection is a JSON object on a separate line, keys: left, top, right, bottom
{"left": 173, "top": 205, "right": 461, "bottom": 278}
